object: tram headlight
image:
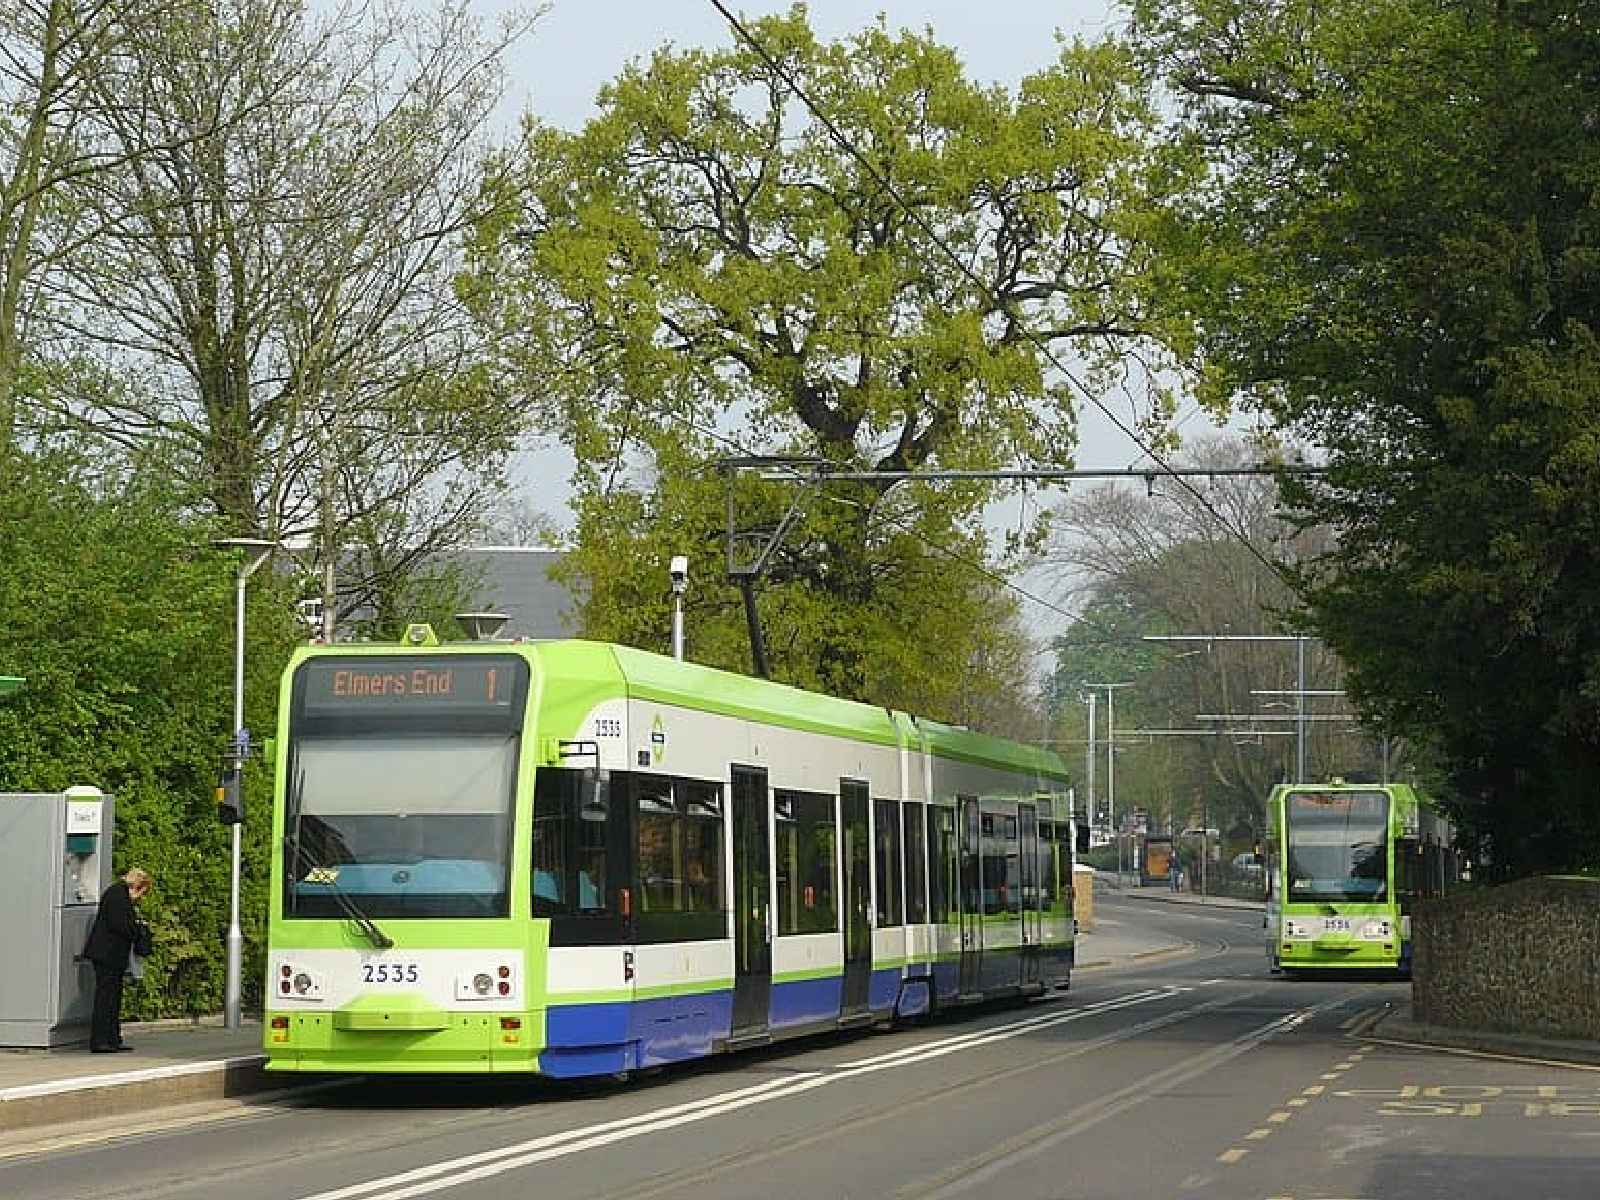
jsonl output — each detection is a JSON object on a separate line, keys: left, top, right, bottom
{"left": 456, "top": 961, "right": 518, "bottom": 1001}
{"left": 1362, "top": 919, "right": 1390, "bottom": 941}
{"left": 274, "top": 963, "right": 322, "bottom": 1001}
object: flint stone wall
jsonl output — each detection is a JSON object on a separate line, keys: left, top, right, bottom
{"left": 1413, "top": 875, "right": 1600, "bottom": 1040}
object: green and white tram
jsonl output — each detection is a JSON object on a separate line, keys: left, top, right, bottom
{"left": 1264, "top": 780, "right": 1459, "bottom": 977}
{"left": 264, "top": 627, "right": 1076, "bottom": 1077}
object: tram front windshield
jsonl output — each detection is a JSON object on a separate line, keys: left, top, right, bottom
{"left": 283, "top": 655, "right": 527, "bottom": 919}
{"left": 1285, "top": 790, "right": 1390, "bottom": 902}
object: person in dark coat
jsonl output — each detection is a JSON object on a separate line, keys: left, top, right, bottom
{"left": 83, "top": 868, "right": 152, "bottom": 1052}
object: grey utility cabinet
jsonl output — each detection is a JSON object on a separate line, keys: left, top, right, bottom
{"left": 0, "top": 789, "right": 116, "bottom": 1047}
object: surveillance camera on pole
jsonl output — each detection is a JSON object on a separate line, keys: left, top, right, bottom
{"left": 670, "top": 555, "right": 688, "bottom": 660}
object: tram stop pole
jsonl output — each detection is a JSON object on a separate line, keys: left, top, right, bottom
{"left": 214, "top": 538, "right": 277, "bottom": 1030}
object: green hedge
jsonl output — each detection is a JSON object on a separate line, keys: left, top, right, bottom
{"left": 0, "top": 447, "right": 298, "bottom": 1018}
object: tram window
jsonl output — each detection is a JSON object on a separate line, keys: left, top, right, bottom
{"left": 903, "top": 801, "right": 927, "bottom": 923}
{"left": 1039, "top": 828, "right": 1057, "bottom": 908}
{"left": 875, "top": 798, "right": 903, "bottom": 927}
{"left": 531, "top": 806, "right": 567, "bottom": 917}
{"left": 682, "top": 780, "right": 724, "bottom": 914}
{"left": 980, "top": 808, "right": 1021, "bottom": 916}
{"left": 775, "top": 789, "right": 838, "bottom": 935}
{"left": 531, "top": 767, "right": 618, "bottom": 929}
{"left": 630, "top": 774, "right": 727, "bottom": 942}
{"left": 1395, "top": 837, "right": 1418, "bottom": 899}
{"left": 962, "top": 800, "right": 983, "bottom": 916}
{"left": 927, "top": 806, "right": 954, "bottom": 923}
{"left": 635, "top": 777, "right": 681, "bottom": 914}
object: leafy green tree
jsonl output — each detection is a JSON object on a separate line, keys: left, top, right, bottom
{"left": 1127, "top": 0, "right": 1600, "bottom": 875}
{"left": 0, "top": 442, "right": 298, "bottom": 1016}
{"left": 467, "top": 6, "right": 1176, "bottom": 719}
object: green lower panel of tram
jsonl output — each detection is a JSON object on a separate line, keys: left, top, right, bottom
{"left": 1275, "top": 908, "right": 1404, "bottom": 971}
{"left": 266, "top": 1005, "right": 546, "bottom": 1073}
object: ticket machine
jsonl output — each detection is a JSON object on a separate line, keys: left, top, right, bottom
{"left": 0, "top": 788, "right": 116, "bottom": 1047}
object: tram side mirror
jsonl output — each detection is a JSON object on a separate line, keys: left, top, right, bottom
{"left": 1075, "top": 822, "right": 1091, "bottom": 855}
{"left": 578, "top": 768, "right": 608, "bottom": 821}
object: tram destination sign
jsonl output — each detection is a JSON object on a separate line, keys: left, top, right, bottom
{"left": 1287, "top": 790, "right": 1387, "bottom": 820}
{"left": 301, "top": 656, "right": 520, "bottom": 713}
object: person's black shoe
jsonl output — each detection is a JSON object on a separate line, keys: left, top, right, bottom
{"left": 90, "top": 1045, "right": 118, "bottom": 1053}
{"left": 113, "top": 1043, "right": 134, "bottom": 1051}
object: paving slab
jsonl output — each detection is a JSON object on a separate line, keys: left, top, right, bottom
{"left": 0, "top": 1019, "right": 268, "bottom": 1134}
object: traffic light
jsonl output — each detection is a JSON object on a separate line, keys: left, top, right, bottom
{"left": 216, "top": 765, "right": 243, "bottom": 825}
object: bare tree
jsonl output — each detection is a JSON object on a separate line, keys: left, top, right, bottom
{"left": 0, "top": 0, "right": 189, "bottom": 449}
{"left": 35, "top": 0, "right": 540, "bottom": 619}
{"left": 1046, "top": 437, "right": 1373, "bottom": 831}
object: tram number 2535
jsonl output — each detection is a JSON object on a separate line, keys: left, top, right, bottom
{"left": 363, "top": 963, "right": 420, "bottom": 984}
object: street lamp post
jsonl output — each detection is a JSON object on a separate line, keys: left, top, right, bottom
{"left": 213, "top": 537, "right": 277, "bottom": 1030}
{"left": 1082, "top": 691, "right": 1096, "bottom": 837}
{"left": 1086, "top": 681, "right": 1134, "bottom": 883}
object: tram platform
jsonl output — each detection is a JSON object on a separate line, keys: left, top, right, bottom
{"left": 0, "top": 1017, "right": 269, "bottom": 1139}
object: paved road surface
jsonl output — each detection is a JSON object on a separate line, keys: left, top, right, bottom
{"left": 5, "top": 895, "right": 1596, "bottom": 1200}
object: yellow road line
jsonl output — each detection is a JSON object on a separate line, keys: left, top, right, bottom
{"left": 1218, "top": 1148, "right": 1249, "bottom": 1164}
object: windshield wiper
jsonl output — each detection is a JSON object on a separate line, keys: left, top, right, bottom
{"left": 289, "top": 838, "right": 395, "bottom": 950}
{"left": 287, "top": 770, "right": 394, "bottom": 950}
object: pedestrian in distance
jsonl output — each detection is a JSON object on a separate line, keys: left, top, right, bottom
{"left": 83, "top": 867, "right": 153, "bottom": 1053}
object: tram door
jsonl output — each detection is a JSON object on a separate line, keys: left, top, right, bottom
{"left": 1019, "top": 804, "right": 1042, "bottom": 987}
{"left": 840, "top": 780, "right": 872, "bottom": 1015}
{"left": 957, "top": 796, "right": 983, "bottom": 997}
{"left": 731, "top": 766, "right": 771, "bottom": 1038}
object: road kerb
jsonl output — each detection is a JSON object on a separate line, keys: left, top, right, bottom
{"left": 1075, "top": 941, "right": 1197, "bottom": 972}
{"left": 1112, "top": 891, "right": 1265, "bottom": 912}
{"left": 1358, "top": 1007, "right": 1600, "bottom": 1070}
{"left": 0, "top": 1054, "right": 275, "bottom": 1136}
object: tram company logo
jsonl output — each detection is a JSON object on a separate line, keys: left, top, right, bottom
{"left": 650, "top": 714, "right": 667, "bottom": 765}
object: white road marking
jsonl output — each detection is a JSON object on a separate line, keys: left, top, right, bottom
{"left": 288, "top": 987, "right": 1190, "bottom": 1200}
{"left": 917, "top": 996, "right": 1350, "bottom": 1199}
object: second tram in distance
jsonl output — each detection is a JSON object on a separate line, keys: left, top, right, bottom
{"left": 1265, "top": 780, "right": 1461, "bottom": 977}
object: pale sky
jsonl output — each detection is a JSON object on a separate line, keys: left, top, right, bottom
{"left": 481, "top": 1, "right": 1242, "bottom": 635}
{"left": 508, "top": 2, "right": 1125, "bottom": 133}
